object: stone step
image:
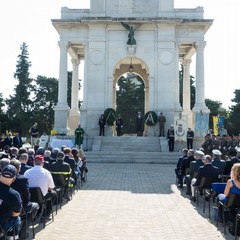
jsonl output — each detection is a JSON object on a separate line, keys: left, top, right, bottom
{"left": 85, "top": 151, "right": 180, "bottom": 164}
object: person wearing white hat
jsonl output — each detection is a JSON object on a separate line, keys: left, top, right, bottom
{"left": 212, "top": 149, "right": 226, "bottom": 174}
{"left": 185, "top": 150, "right": 204, "bottom": 195}
{"left": 167, "top": 124, "right": 175, "bottom": 152}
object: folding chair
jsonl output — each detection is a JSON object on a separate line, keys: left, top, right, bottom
{"left": 20, "top": 208, "right": 35, "bottom": 239}
{"left": 218, "top": 193, "right": 240, "bottom": 234}
{"left": 29, "top": 187, "right": 54, "bottom": 228}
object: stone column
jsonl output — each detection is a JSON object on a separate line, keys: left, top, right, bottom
{"left": 68, "top": 59, "right": 81, "bottom": 134}
{"left": 182, "top": 59, "right": 191, "bottom": 111}
{"left": 54, "top": 41, "right": 70, "bottom": 135}
{"left": 193, "top": 41, "right": 208, "bottom": 111}
{"left": 175, "top": 42, "right": 182, "bottom": 110}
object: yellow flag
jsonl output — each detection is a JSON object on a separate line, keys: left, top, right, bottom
{"left": 212, "top": 116, "right": 218, "bottom": 135}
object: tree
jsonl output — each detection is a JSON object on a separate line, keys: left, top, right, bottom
{"left": 116, "top": 75, "right": 144, "bottom": 133}
{"left": 31, "top": 76, "right": 58, "bottom": 134}
{"left": 228, "top": 89, "right": 240, "bottom": 135}
{"left": 5, "top": 42, "right": 33, "bottom": 135}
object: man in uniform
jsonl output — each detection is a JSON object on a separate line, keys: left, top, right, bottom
{"left": 186, "top": 127, "right": 194, "bottom": 149}
{"left": 98, "top": 114, "right": 106, "bottom": 136}
{"left": 158, "top": 112, "right": 166, "bottom": 137}
{"left": 116, "top": 114, "right": 123, "bottom": 137}
{"left": 167, "top": 124, "right": 175, "bottom": 152}
{"left": 136, "top": 112, "right": 144, "bottom": 136}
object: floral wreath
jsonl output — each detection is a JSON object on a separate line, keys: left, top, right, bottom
{"left": 104, "top": 108, "right": 117, "bottom": 126}
{"left": 144, "top": 111, "right": 158, "bottom": 126}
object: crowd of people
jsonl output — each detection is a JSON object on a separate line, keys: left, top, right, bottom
{"left": 0, "top": 144, "right": 88, "bottom": 239}
{"left": 175, "top": 145, "right": 240, "bottom": 236}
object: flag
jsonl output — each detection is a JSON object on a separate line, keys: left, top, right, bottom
{"left": 213, "top": 116, "right": 218, "bottom": 135}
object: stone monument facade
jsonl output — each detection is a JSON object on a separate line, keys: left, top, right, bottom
{"left": 52, "top": 0, "right": 212, "bottom": 137}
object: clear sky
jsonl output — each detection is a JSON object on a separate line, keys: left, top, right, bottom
{"left": 0, "top": 0, "right": 239, "bottom": 109}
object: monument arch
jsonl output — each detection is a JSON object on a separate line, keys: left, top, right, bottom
{"left": 52, "top": 0, "right": 213, "bottom": 140}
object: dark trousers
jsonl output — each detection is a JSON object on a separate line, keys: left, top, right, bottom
{"left": 44, "top": 190, "right": 57, "bottom": 217}
{"left": 99, "top": 127, "right": 105, "bottom": 136}
{"left": 187, "top": 139, "right": 193, "bottom": 149}
{"left": 169, "top": 138, "right": 174, "bottom": 151}
{"left": 159, "top": 125, "right": 164, "bottom": 137}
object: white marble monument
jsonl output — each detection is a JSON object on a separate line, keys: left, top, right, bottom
{"left": 52, "top": 0, "right": 212, "bottom": 138}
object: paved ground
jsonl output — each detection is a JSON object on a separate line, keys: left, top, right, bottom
{"left": 33, "top": 163, "right": 235, "bottom": 240}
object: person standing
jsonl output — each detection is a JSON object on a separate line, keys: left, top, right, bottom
{"left": 29, "top": 123, "right": 39, "bottom": 147}
{"left": 98, "top": 114, "right": 106, "bottom": 136}
{"left": 136, "top": 112, "right": 144, "bottom": 136}
{"left": 12, "top": 132, "right": 22, "bottom": 149}
{"left": 39, "top": 132, "right": 49, "bottom": 149}
{"left": 74, "top": 124, "right": 85, "bottom": 149}
{"left": 116, "top": 114, "right": 123, "bottom": 137}
{"left": 186, "top": 127, "right": 194, "bottom": 149}
{"left": 167, "top": 124, "right": 175, "bottom": 152}
{"left": 158, "top": 112, "right": 166, "bottom": 137}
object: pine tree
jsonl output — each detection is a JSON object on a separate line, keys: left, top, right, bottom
{"left": 6, "top": 42, "right": 33, "bottom": 135}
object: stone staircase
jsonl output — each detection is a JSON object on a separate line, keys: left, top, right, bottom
{"left": 85, "top": 136, "right": 180, "bottom": 164}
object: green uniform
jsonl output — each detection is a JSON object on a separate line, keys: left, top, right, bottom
{"left": 74, "top": 127, "right": 84, "bottom": 146}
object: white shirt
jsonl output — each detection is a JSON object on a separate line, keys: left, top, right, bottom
{"left": 24, "top": 165, "right": 55, "bottom": 196}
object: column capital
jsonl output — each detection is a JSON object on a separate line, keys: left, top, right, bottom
{"left": 182, "top": 59, "right": 192, "bottom": 66}
{"left": 58, "top": 41, "right": 70, "bottom": 49}
{"left": 71, "top": 58, "right": 80, "bottom": 67}
{"left": 194, "top": 41, "right": 206, "bottom": 49}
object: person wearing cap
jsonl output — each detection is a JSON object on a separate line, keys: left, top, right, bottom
{"left": 185, "top": 150, "right": 204, "bottom": 195}
{"left": 190, "top": 155, "right": 219, "bottom": 202}
{"left": 50, "top": 152, "right": 72, "bottom": 200}
{"left": 167, "top": 124, "right": 175, "bottom": 152}
{"left": 10, "top": 159, "right": 39, "bottom": 239}
{"left": 0, "top": 165, "right": 22, "bottom": 239}
{"left": 24, "top": 155, "right": 56, "bottom": 220}
{"left": 136, "top": 112, "right": 144, "bottom": 136}
{"left": 186, "top": 127, "right": 194, "bottom": 150}
{"left": 212, "top": 149, "right": 226, "bottom": 174}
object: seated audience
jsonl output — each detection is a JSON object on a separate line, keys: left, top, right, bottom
{"left": 10, "top": 159, "right": 39, "bottom": 239}
{"left": 0, "top": 165, "right": 22, "bottom": 239}
{"left": 78, "top": 149, "right": 88, "bottom": 182}
{"left": 19, "top": 153, "right": 32, "bottom": 175}
{"left": 175, "top": 148, "right": 188, "bottom": 188}
{"left": 191, "top": 155, "right": 219, "bottom": 202}
{"left": 24, "top": 155, "right": 56, "bottom": 221}
{"left": 212, "top": 149, "right": 226, "bottom": 174}
{"left": 224, "top": 150, "right": 238, "bottom": 176}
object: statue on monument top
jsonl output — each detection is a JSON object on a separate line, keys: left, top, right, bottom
{"left": 121, "top": 22, "right": 141, "bottom": 46}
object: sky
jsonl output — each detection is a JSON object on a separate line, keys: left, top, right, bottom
{"left": 0, "top": 0, "right": 239, "bottom": 109}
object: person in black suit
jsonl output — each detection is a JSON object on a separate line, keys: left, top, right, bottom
{"left": 63, "top": 148, "right": 78, "bottom": 185}
{"left": 19, "top": 153, "right": 32, "bottom": 175}
{"left": 98, "top": 114, "right": 106, "bottom": 136}
{"left": 186, "top": 127, "right": 194, "bottom": 149}
{"left": 190, "top": 154, "right": 219, "bottom": 201}
{"left": 10, "top": 159, "right": 39, "bottom": 238}
{"left": 12, "top": 133, "right": 22, "bottom": 149}
{"left": 4, "top": 133, "right": 12, "bottom": 148}
{"left": 167, "top": 125, "right": 175, "bottom": 151}
{"left": 224, "top": 150, "right": 239, "bottom": 175}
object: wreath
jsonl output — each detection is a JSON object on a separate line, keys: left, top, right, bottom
{"left": 104, "top": 108, "right": 117, "bottom": 126}
{"left": 144, "top": 111, "right": 158, "bottom": 126}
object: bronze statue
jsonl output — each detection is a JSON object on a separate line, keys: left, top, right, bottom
{"left": 121, "top": 22, "right": 141, "bottom": 46}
